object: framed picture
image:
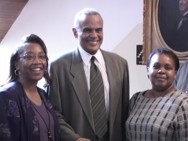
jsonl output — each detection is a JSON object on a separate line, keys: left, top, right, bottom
{"left": 143, "top": 0, "right": 188, "bottom": 64}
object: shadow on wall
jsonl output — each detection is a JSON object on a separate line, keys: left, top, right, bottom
{"left": 113, "top": 23, "right": 151, "bottom": 97}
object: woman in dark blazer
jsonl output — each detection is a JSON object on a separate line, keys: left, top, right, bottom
{"left": 0, "top": 34, "right": 60, "bottom": 141}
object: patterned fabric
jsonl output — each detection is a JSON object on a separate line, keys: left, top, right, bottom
{"left": 0, "top": 81, "right": 60, "bottom": 141}
{"left": 126, "top": 89, "right": 188, "bottom": 141}
{"left": 90, "top": 56, "right": 107, "bottom": 138}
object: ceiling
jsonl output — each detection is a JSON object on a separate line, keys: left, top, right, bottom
{"left": 0, "top": 0, "right": 28, "bottom": 43}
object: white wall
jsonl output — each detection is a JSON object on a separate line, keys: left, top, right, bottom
{"left": 0, "top": 0, "right": 151, "bottom": 97}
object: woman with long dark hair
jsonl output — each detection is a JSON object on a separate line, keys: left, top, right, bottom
{"left": 0, "top": 34, "right": 60, "bottom": 141}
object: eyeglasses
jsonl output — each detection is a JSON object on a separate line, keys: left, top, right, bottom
{"left": 20, "top": 52, "right": 47, "bottom": 62}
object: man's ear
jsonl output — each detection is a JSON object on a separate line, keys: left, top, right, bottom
{"left": 72, "top": 28, "right": 78, "bottom": 38}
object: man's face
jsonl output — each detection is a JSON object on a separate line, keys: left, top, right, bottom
{"left": 179, "top": 0, "right": 188, "bottom": 15}
{"left": 73, "top": 14, "right": 103, "bottom": 55}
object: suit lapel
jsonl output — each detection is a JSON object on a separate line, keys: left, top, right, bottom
{"left": 70, "top": 49, "right": 95, "bottom": 130}
{"left": 102, "top": 51, "right": 121, "bottom": 130}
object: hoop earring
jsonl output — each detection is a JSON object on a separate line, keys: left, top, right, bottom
{"left": 14, "top": 70, "right": 19, "bottom": 76}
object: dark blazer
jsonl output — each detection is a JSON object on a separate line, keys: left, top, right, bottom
{"left": 0, "top": 81, "right": 60, "bottom": 141}
{"left": 171, "top": 13, "right": 188, "bottom": 52}
{"left": 48, "top": 48, "right": 129, "bottom": 141}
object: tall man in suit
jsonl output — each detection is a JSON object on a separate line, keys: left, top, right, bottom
{"left": 48, "top": 8, "right": 129, "bottom": 141}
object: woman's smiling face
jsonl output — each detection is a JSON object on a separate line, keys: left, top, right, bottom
{"left": 147, "top": 53, "right": 177, "bottom": 91}
{"left": 16, "top": 43, "right": 47, "bottom": 83}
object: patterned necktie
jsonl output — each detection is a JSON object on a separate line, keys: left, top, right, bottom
{"left": 90, "top": 56, "right": 107, "bottom": 139}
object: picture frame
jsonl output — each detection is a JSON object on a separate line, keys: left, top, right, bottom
{"left": 143, "top": 0, "right": 188, "bottom": 64}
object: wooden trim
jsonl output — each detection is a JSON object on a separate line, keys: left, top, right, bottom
{"left": 0, "top": 0, "right": 28, "bottom": 42}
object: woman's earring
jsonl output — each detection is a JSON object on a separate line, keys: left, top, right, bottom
{"left": 14, "top": 69, "right": 19, "bottom": 76}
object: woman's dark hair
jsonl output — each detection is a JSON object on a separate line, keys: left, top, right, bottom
{"left": 8, "top": 34, "right": 51, "bottom": 86}
{"left": 146, "top": 48, "right": 180, "bottom": 71}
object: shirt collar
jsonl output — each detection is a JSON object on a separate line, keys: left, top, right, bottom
{"left": 78, "top": 46, "right": 104, "bottom": 65}
{"left": 183, "top": 11, "right": 188, "bottom": 17}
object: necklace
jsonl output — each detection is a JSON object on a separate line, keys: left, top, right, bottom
{"left": 31, "top": 102, "right": 53, "bottom": 141}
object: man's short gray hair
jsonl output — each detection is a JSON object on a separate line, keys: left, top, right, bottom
{"left": 73, "top": 8, "right": 102, "bottom": 28}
